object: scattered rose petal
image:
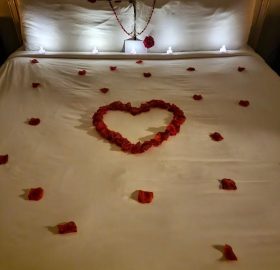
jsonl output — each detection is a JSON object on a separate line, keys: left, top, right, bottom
{"left": 100, "top": 88, "right": 109, "bottom": 94}
{"left": 28, "top": 187, "right": 44, "bottom": 201}
{"left": 210, "top": 132, "right": 224, "bottom": 141}
{"left": 57, "top": 221, "right": 77, "bottom": 234}
{"left": 136, "top": 60, "right": 143, "bottom": 64}
{"left": 30, "top": 59, "right": 39, "bottom": 64}
{"left": 28, "top": 118, "right": 41, "bottom": 126}
{"left": 220, "top": 178, "right": 237, "bottom": 190}
{"left": 143, "top": 72, "right": 151, "bottom": 78}
{"left": 88, "top": 0, "right": 96, "bottom": 3}
{"left": 138, "top": 190, "right": 154, "bottom": 204}
{"left": 223, "top": 244, "right": 238, "bottom": 261}
{"left": 78, "top": 69, "right": 86, "bottom": 76}
{"left": 143, "top": 36, "right": 155, "bottom": 49}
{"left": 32, "top": 83, "right": 40, "bottom": 88}
{"left": 187, "top": 67, "right": 196, "bottom": 71}
{"left": 110, "top": 66, "right": 117, "bottom": 71}
{"left": 239, "top": 100, "right": 250, "bottom": 107}
{"left": 193, "top": 94, "right": 203, "bottom": 101}
{"left": 238, "top": 66, "right": 246, "bottom": 72}
{"left": 0, "top": 154, "right": 8, "bottom": 165}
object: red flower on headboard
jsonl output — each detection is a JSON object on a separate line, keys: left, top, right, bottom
{"left": 143, "top": 36, "right": 155, "bottom": 49}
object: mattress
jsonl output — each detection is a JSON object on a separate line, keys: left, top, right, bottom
{"left": 0, "top": 49, "right": 280, "bottom": 270}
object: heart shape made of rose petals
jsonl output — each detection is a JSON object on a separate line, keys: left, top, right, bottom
{"left": 92, "top": 100, "right": 186, "bottom": 154}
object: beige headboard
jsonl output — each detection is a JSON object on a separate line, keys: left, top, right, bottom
{"left": 7, "top": 0, "right": 270, "bottom": 50}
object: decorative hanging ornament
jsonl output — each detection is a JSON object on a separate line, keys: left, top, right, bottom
{"left": 108, "top": 0, "right": 156, "bottom": 52}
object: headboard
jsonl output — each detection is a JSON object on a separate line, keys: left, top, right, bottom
{"left": 7, "top": 0, "right": 270, "bottom": 50}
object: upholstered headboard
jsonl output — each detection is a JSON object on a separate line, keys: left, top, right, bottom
{"left": 7, "top": 0, "right": 270, "bottom": 50}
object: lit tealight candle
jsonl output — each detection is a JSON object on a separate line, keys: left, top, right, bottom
{"left": 92, "top": 47, "right": 99, "bottom": 54}
{"left": 39, "top": 46, "right": 46, "bottom": 54}
{"left": 219, "top": 45, "right": 227, "bottom": 53}
{"left": 167, "top": 46, "right": 173, "bottom": 54}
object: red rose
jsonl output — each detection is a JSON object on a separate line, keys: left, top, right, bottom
{"left": 193, "top": 94, "right": 203, "bottom": 101}
{"left": 143, "top": 72, "right": 151, "bottom": 78}
{"left": 187, "top": 67, "right": 196, "bottom": 71}
{"left": 110, "top": 66, "right": 117, "bottom": 71}
{"left": 78, "top": 69, "right": 86, "bottom": 76}
{"left": 210, "top": 132, "right": 223, "bottom": 141}
{"left": 220, "top": 178, "right": 237, "bottom": 190}
{"left": 141, "top": 141, "right": 153, "bottom": 152}
{"left": 28, "top": 118, "right": 40, "bottom": 126}
{"left": 143, "top": 36, "right": 155, "bottom": 49}
{"left": 32, "top": 83, "right": 40, "bottom": 88}
{"left": 239, "top": 100, "right": 250, "bottom": 107}
{"left": 100, "top": 88, "right": 109, "bottom": 94}
{"left": 136, "top": 60, "right": 143, "bottom": 64}
{"left": 167, "top": 124, "right": 178, "bottom": 136}
{"left": 238, "top": 66, "right": 245, "bottom": 72}
{"left": 57, "top": 221, "right": 77, "bottom": 234}
{"left": 223, "top": 244, "right": 238, "bottom": 261}
{"left": 30, "top": 59, "right": 39, "bottom": 64}
{"left": 28, "top": 187, "right": 44, "bottom": 201}
{"left": 137, "top": 190, "right": 154, "bottom": 203}
{"left": 0, "top": 154, "right": 8, "bottom": 165}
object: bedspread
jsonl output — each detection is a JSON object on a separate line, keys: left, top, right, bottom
{"left": 0, "top": 50, "right": 280, "bottom": 270}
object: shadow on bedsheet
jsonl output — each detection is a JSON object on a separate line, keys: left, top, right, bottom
{"left": 75, "top": 112, "right": 172, "bottom": 151}
{"left": 212, "top": 244, "right": 228, "bottom": 261}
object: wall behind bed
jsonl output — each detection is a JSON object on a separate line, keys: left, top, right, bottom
{"left": 0, "top": 0, "right": 20, "bottom": 64}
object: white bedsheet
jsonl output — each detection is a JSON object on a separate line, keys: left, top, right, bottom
{"left": 0, "top": 50, "right": 280, "bottom": 270}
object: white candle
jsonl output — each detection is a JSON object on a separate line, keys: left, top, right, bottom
{"left": 92, "top": 47, "right": 99, "bottom": 54}
{"left": 219, "top": 45, "right": 227, "bottom": 53}
{"left": 39, "top": 46, "right": 46, "bottom": 54}
{"left": 167, "top": 46, "right": 173, "bottom": 54}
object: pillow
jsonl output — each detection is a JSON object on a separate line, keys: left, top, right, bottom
{"left": 137, "top": 0, "right": 256, "bottom": 52}
{"left": 17, "top": 0, "right": 133, "bottom": 52}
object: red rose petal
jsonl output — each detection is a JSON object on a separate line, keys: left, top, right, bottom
{"left": 57, "top": 221, "right": 77, "bottom": 234}
{"left": 78, "top": 69, "right": 86, "bottom": 76}
{"left": 28, "top": 118, "right": 40, "bottom": 126}
{"left": 143, "top": 72, "right": 151, "bottom": 78}
{"left": 30, "top": 59, "right": 39, "bottom": 64}
{"left": 136, "top": 60, "right": 143, "bottom": 64}
{"left": 220, "top": 178, "right": 237, "bottom": 190}
{"left": 143, "top": 36, "right": 155, "bottom": 49}
{"left": 28, "top": 187, "right": 44, "bottom": 201}
{"left": 0, "top": 154, "right": 8, "bottom": 165}
{"left": 32, "top": 83, "right": 40, "bottom": 88}
{"left": 138, "top": 190, "right": 154, "bottom": 203}
{"left": 110, "top": 66, "right": 117, "bottom": 71}
{"left": 210, "top": 132, "right": 224, "bottom": 141}
{"left": 223, "top": 244, "right": 238, "bottom": 261}
{"left": 88, "top": 0, "right": 96, "bottom": 3}
{"left": 100, "top": 88, "right": 109, "bottom": 94}
{"left": 239, "top": 100, "right": 250, "bottom": 107}
{"left": 187, "top": 67, "right": 196, "bottom": 71}
{"left": 238, "top": 66, "right": 245, "bottom": 72}
{"left": 193, "top": 94, "right": 203, "bottom": 101}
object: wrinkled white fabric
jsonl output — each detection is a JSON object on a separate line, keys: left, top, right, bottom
{"left": 17, "top": 0, "right": 133, "bottom": 51}
{"left": 17, "top": 0, "right": 255, "bottom": 52}
{"left": 138, "top": 0, "right": 256, "bottom": 52}
{"left": 0, "top": 50, "right": 280, "bottom": 270}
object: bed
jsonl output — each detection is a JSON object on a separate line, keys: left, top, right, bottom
{"left": 1, "top": 1, "right": 280, "bottom": 270}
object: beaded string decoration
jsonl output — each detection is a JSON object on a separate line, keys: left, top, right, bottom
{"left": 108, "top": 0, "right": 156, "bottom": 40}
